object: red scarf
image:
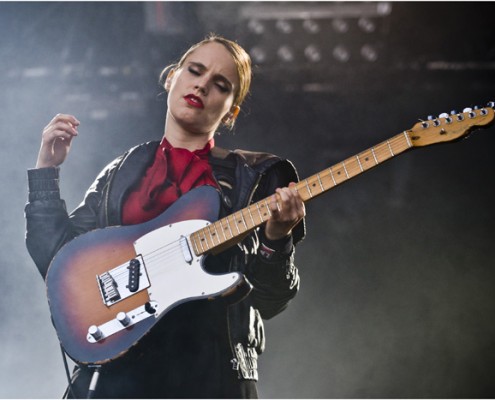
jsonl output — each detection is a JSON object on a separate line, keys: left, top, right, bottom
{"left": 122, "top": 137, "right": 217, "bottom": 225}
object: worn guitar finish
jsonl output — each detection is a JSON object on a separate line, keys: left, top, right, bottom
{"left": 46, "top": 103, "right": 494, "bottom": 365}
{"left": 46, "top": 186, "right": 248, "bottom": 365}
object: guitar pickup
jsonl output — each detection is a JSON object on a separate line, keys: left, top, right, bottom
{"left": 97, "top": 255, "right": 151, "bottom": 306}
{"left": 127, "top": 258, "right": 141, "bottom": 292}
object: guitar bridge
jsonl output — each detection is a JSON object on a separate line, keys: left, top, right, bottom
{"left": 98, "top": 271, "right": 121, "bottom": 304}
{"left": 97, "top": 255, "right": 150, "bottom": 306}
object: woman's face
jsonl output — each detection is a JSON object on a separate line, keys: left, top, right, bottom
{"left": 166, "top": 42, "right": 240, "bottom": 137}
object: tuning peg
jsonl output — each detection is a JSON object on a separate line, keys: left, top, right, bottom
{"left": 450, "top": 110, "right": 457, "bottom": 115}
{"left": 487, "top": 101, "right": 494, "bottom": 108}
{"left": 427, "top": 115, "right": 434, "bottom": 120}
{"left": 439, "top": 112, "right": 449, "bottom": 118}
{"left": 462, "top": 107, "right": 473, "bottom": 113}
{"left": 473, "top": 105, "right": 479, "bottom": 110}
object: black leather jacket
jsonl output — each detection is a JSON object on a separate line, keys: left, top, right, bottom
{"left": 25, "top": 141, "right": 305, "bottom": 383}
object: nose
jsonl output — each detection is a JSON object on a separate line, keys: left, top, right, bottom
{"left": 194, "top": 77, "right": 208, "bottom": 96}
{"left": 195, "top": 83, "right": 207, "bottom": 96}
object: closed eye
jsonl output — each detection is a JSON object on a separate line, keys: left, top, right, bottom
{"left": 186, "top": 62, "right": 233, "bottom": 94}
{"left": 188, "top": 66, "right": 200, "bottom": 76}
{"left": 215, "top": 82, "right": 229, "bottom": 93}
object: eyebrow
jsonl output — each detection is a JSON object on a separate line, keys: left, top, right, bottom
{"left": 187, "top": 61, "right": 234, "bottom": 90}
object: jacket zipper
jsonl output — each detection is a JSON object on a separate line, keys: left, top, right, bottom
{"left": 227, "top": 167, "right": 263, "bottom": 374}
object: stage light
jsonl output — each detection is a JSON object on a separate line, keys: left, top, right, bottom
{"left": 238, "top": 1, "right": 392, "bottom": 81}
{"left": 333, "top": 45, "right": 350, "bottom": 63}
{"left": 358, "top": 17, "right": 376, "bottom": 33}
{"left": 275, "top": 19, "right": 293, "bottom": 34}
{"left": 23, "top": 67, "right": 50, "bottom": 78}
{"left": 249, "top": 46, "right": 267, "bottom": 64}
{"left": 277, "top": 45, "right": 295, "bottom": 62}
{"left": 302, "top": 19, "right": 320, "bottom": 34}
{"left": 247, "top": 19, "right": 265, "bottom": 35}
{"left": 304, "top": 45, "right": 322, "bottom": 63}
{"left": 332, "top": 18, "right": 349, "bottom": 34}
{"left": 98, "top": 66, "right": 119, "bottom": 77}
{"left": 361, "top": 44, "right": 378, "bottom": 62}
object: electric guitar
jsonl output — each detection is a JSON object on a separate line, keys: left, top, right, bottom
{"left": 46, "top": 103, "right": 494, "bottom": 365}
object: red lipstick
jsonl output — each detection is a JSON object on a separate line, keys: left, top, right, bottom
{"left": 184, "top": 94, "right": 204, "bottom": 109}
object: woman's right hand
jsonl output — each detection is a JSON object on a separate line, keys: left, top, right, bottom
{"left": 36, "top": 114, "right": 80, "bottom": 168}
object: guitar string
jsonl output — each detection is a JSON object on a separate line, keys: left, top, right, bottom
{"left": 105, "top": 133, "right": 412, "bottom": 284}
{"left": 107, "top": 238, "right": 184, "bottom": 282}
{"left": 97, "top": 113, "right": 490, "bottom": 287}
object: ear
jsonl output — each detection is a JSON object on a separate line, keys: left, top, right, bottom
{"left": 222, "top": 105, "right": 240, "bottom": 126}
{"left": 164, "top": 69, "right": 175, "bottom": 91}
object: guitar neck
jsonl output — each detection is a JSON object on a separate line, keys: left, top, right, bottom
{"left": 189, "top": 131, "right": 413, "bottom": 256}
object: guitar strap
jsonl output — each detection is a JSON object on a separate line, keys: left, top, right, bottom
{"left": 209, "top": 147, "right": 238, "bottom": 218}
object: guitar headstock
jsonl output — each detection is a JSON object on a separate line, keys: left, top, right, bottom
{"left": 408, "top": 102, "right": 494, "bottom": 147}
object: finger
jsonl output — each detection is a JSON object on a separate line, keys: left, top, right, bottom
{"left": 44, "top": 121, "right": 78, "bottom": 141}
{"left": 269, "top": 194, "right": 281, "bottom": 216}
{"left": 51, "top": 113, "right": 80, "bottom": 127}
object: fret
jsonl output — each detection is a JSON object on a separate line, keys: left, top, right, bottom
{"left": 246, "top": 206, "right": 256, "bottom": 228}
{"left": 342, "top": 162, "right": 350, "bottom": 179}
{"left": 328, "top": 167, "right": 337, "bottom": 186}
{"left": 255, "top": 202, "right": 264, "bottom": 222}
{"left": 355, "top": 155, "right": 364, "bottom": 172}
{"left": 192, "top": 128, "right": 422, "bottom": 257}
{"left": 226, "top": 218, "right": 234, "bottom": 238}
{"left": 305, "top": 179, "right": 313, "bottom": 198}
{"left": 238, "top": 210, "right": 248, "bottom": 231}
{"left": 210, "top": 223, "right": 221, "bottom": 245}
{"left": 362, "top": 152, "right": 373, "bottom": 168}
{"left": 231, "top": 214, "right": 241, "bottom": 234}
{"left": 316, "top": 173, "right": 325, "bottom": 192}
{"left": 198, "top": 231, "right": 207, "bottom": 251}
{"left": 263, "top": 199, "right": 273, "bottom": 216}
{"left": 403, "top": 131, "right": 412, "bottom": 148}
{"left": 386, "top": 139, "right": 395, "bottom": 156}
{"left": 371, "top": 147, "right": 379, "bottom": 165}
{"left": 206, "top": 225, "right": 217, "bottom": 245}
{"left": 190, "top": 234, "right": 200, "bottom": 255}
{"left": 218, "top": 220, "right": 228, "bottom": 242}
{"left": 204, "top": 227, "right": 214, "bottom": 250}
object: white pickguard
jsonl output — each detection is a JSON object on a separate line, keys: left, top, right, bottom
{"left": 134, "top": 219, "right": 243, "bottom": 318}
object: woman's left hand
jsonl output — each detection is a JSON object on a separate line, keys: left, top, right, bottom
{"left": 265, "top": 182, "right": 305, "bottom": 241}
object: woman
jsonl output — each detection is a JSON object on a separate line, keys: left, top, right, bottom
{"left": 26, "top": 35, "right": 305, "bottom": 398}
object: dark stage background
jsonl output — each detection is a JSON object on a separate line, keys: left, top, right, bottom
{"left": 1, "top": 2, "right": 495, "bottom": 398}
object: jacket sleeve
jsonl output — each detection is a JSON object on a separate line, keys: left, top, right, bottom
{"left": 24, "top": 159, "right": 117, "bottom": 279}
{"left": 245, "top": 161, "right": 305, "bottom": 320}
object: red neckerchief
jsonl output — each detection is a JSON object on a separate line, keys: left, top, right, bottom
{"left": 122, "top": 137, "right": 217, "bottom": 225}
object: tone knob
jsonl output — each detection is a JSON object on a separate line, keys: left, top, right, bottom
{"left": 117, "top": 311, "right": 131, "bottom": 327}
{"left": 88, "top": 325, "right": 103, "bottom": 341}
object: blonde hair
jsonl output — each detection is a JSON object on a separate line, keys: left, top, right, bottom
{"left": 160, "top": 34, "right": 252, "bottom": 114}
